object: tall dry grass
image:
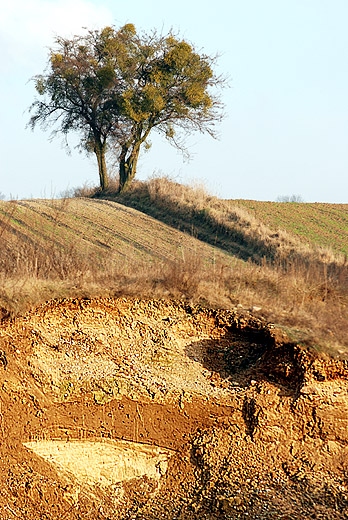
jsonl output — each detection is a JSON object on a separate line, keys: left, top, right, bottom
{"left": 0, "top": 181, "right": 347, "bottom": 356}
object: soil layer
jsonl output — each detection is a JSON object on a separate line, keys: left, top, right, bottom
{"left": 0, "top": 297, "right": 347, "bottom": 519}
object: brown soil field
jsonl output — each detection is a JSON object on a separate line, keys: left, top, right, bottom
{"left": 0, "top": 197, "right": 231, "bottom": 268}
{"left": 0, "top": 297, "right": 347, "bottom": 519}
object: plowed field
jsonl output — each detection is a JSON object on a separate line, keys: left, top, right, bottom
{"left": 0, "top": 198, "right": 231, "bottom": 267}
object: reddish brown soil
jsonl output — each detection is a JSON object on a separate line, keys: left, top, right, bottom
{"left": 0, "top": 297, "right": 347, "bottom": 519}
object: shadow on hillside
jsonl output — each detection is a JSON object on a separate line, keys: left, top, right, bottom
{"left": 102, "top": 185, "right": 277, "bottom": 264}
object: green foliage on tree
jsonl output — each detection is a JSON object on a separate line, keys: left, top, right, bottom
{"left": 28, "top": 24, "right": 226, "bottom": 192}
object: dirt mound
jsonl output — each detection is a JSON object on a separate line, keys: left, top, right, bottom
{"left": 0, "top": 297, "right": 347, "bottom": 519}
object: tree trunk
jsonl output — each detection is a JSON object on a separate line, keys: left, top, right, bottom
{"left": 119, "top": 143, "right": 141, "bottom": 193}
{"left": 94, "top": 140, "right": 109, "bottom": 191}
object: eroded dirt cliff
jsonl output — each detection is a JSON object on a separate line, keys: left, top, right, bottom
{"left": 0, "top": 297, "right": 347, "bottom": 519}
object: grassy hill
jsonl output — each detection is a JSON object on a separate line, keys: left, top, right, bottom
{"left": 0, "top": 177, "right": 347, "bottom": 355}
{"left": 233, "top": 199, "right": 348, "bottom": 256}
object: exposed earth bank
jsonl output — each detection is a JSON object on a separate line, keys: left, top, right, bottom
{"left": 0, "top": 297, "right": 347, "bottom": 519}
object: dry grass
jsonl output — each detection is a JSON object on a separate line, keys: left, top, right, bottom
{"left": 0, "top": 179, "right": 347, "bottom": 356}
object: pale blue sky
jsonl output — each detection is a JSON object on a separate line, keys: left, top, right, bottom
{"left": 1, "top": 0, "right": 348, "bottom": 202}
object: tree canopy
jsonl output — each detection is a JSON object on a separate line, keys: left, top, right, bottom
{"left": 28, "top": 24, "right": 226, "bottom": 192}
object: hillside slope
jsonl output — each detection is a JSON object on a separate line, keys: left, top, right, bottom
{"left": 0, "top": 196, "right": 235, "bottom": 316}
{"left": 0, "top": 182, "right": 348, "bottom": 350}
{"left": 232, "top": 200, "right": 348, "bottom": 256}
{"left": 112, "top": 179, "right": 348, "bottom": 261}
{"left": 0, "top": 197, "right": 229, "bottom": 267}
